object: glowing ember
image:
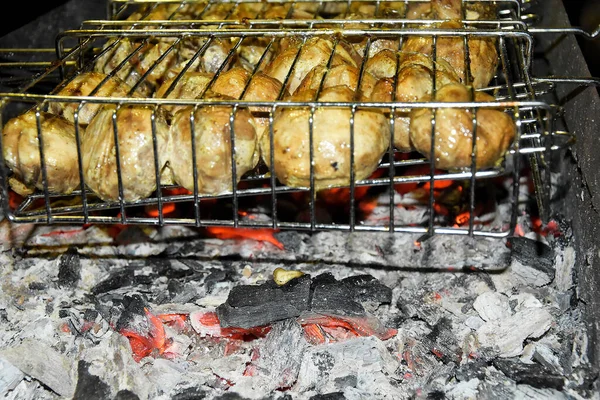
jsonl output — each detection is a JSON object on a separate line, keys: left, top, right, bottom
{"left": 145, "top": 202, "right": 176, "bottom": 218}
{"left": 8, "top": 189, "right": 23, "bottom": 210}
{"left": 206, "top": 227, "right": 285, "bottom": 250}
{"left": 454, "top": 211, "right": 471, "bottom": 226}
{"left": 119, "top": 308, "right": 168, "bottom": 363}
{"left": 144, "top": 187, "right": 191, "bottom": 218}
{"left": 514, "top": 224, "right": 526, "bottom": 237}
{"left": 190, "top": 311, "right": 272, "bottom": 340}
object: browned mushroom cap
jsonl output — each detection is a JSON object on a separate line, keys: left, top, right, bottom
{"left": 167, "top": 97, "right": 259, "bottom": 195}
{"left": 242, "top": 72, "right": 286, "bottom": 142}
{"left": 365, "top": 49, "right": 398, "bottom": 80}
{"left": 82, "top": 105, "right": 170, "bottom": 202}
{"left": 212, "top": 67, "right": 251, "bottom": 99}
{"left": 400, "top": 20, "right": 499, "bottom": 89}
{"left": 369, "top": 78, "right": 412, "bottom": 152}
{"left": 2, "top": 111, "right": 81, "bottom": 196}
{"left": 396, "top": 52, "right": 460, "bottom": 102}
{"left": 93, "top": 38, "right": 178, "bottom": 96}
{"left": 154, "top": 71, "right": 215, "bottom": 116}
{"left": 294, "top": 64, "right": 378, "bottom": 99}
{"left": 367, "top": 52, "right": 461, "bottom": 152}
{"left": 213, "top": 68, "right": 286, "bottom": 142}
{"left": 260, "top": 86, "right": 389, "bottom": 190}
{"left": 410, "top": 83, "right": 516, "bottom": 170}
{"left": 49, "top": 72, "right": 142, "bottom": 126}
{"left": 264, "top": 37, "right": 361, "bottom": 95}
{"left": 262, "top": 4, "right": 315, "bottom": 20}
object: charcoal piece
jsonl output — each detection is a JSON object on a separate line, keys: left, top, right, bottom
{"left": 309, "top": 393, "right": 346, "bottom": 400}
{"left": 508, "top": 236, "right": 555, "bottom": 274}
{"left": 212, "top": 394, "right": 251, "bottom": 400}
{"left": 114, "top": 390, "right": 140, "bottom": 400}
{"left": 426, "top": 391, "right": 446, "bottom": 400}
{"left": 28, "top": 282, "right": 47, "bottom": 291}
{"left": 226, "top": 274, "right": 311, "bottom": 309}
{"left": 58, "top": 249, "right": 81, "bottom": 288}
{"left": 492, "top": 359, "right": 565, "bottom": 390}
{"left": 171, "top": 386, "right": 206, "bottom": 400}
{"left": 216, "top": 301, "right": 302, "bottom": 329}
{"left": 73, "top": 361, "right": 110, "bottom": 400}
{"left": 273, "top": 230, "right": 304, "bottom": 252}
{"left": 311, "top": 272, "right": 338, "bottom": 288}
{"left": 310, "top": 282, "right": 365, "bottom": 316}
{"left": 455, "top": 359, "right": 489, "bottom": 382}
{"left": 217, "top": 274, "right": 311, "bottom": 327}
{"left": 341, "top": 274, "right": 393, "bottom": 304}
{"left": 144, "top": 258, "right": 172, "bottom": 276}
{"left": 114, "top": 294, "right": 149, "bottom": 332}
{"left": 91, "top": 269, "right": 135, "bottom": 295}
{"left": 114, "top": 226, "right": 151, "bottom": 245}
{"left": 83, "top": 309, "right": 98, "bottom": 321}
{"left": 132, "top": 274, "right": 154, "bottom": 286}
{"left": 334, "top": 375, "right": 357, "bottom": 389}
{"left": 204, "top": 270, "right": 229, "bottom": 292}
{"left": 168, "top": 279, "right": 186, "bottom": 299}
{"left": 165, "top": 260, "right": 197, "bottom": 279}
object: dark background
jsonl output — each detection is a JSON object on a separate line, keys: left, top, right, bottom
{"left": 0, "top": 0, "right": 598, "bottom": 76}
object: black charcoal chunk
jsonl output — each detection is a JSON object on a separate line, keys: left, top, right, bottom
{"left": 310, "top": 282, "right": 365, "bottom": 316}
{"left": 143, "top": 258, "right": 171, "bottom": 276}
{"left": 334, "top": 375, "right": 357, "bottom": 389}
{"left": 204, "top": 270, "right": 230, "bottom": 292}
{"left": 114, "top": 390, "right": 140, "bottom": 400}
{"left": 227, "top": 275, "right": 311, "bottom": 309}
{"left": 28, "top": 282, "right": 46, "bottom": 291}
{"left": 455, "top": 359, "right": 489, "bottom": 382}
{"left": 273, "top": 231, "right": 304, "bottom": 252}
{"left": 91, "top": 269, "right": 135, "bottom": 295}
{"left": 309, "top": 393, "right": 346, "bottom": 400}
{"left": 58, "top": 249, "right": 81, "bottom": 288}
{"left": 311, "top": 272, "right": 338, "bottom": 288}
{"left": 212, "top": 393, "right": 250, "bottom": 400}
{"left": 426, "top": 391, "right": 446, "bottom": 400}
{"left": 114, "top": 294, "right": 149, "bottom": 332}
{"left": 341, "top": 274, "right": 393, "bottom": 304}
{"left": 73, "top": 361, "right": 110, "bottom": 400}
{"left": 217, "top": 275, "right": 311, "bottom": 328}
{"left": 171, "top": 386, "right": 206, "bottom": 400}
{"left": 83, "top": 309, "right": 98, "bottom": 321}
{"left": 493, "top": 359, "right": 565, "bottom": 390}
{"left": 508, "top": 236, "right": 555, "bottom": 274}
{"left": 216, "top": 302, "right": 302, "bottom": 329}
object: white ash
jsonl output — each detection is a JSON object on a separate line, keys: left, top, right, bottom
{"left": 0, "top": 216, "right": 597, "bottom": 399}
{"left": 473, "top": 292, "right": 511, "bottom": 322}
{"left": 0, "top": 357, "right": 25, "bottom": 394}
{"left": 0, "top": 338, "right": 76, "bottom": 398}
{"left": 294, "top": 336, "right": 400, "bottom": 398}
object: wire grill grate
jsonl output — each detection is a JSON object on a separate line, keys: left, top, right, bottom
{"left": 0, "top": 0, "right": 592, "bottom": 238}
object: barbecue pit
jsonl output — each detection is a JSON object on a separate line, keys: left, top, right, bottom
{"left": 0, "top": 0, "right": 599, "bottom": 399}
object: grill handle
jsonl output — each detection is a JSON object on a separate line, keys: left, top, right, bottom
{"left": 529, "top": 24, "right": 600, "bottom": 39}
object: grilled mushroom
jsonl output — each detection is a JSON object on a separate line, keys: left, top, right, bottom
{"left": 167, "top": 96, "right": 259, "bottom": 195}
{"left": 409, "top": 82, "right": 516, "bottom": 170}
{"left": 49, "top": 72, "right": 139, "bottom": 125}
{"left": 264, "top": 36, "right": 361, "bottom": 94}
{"left": 260, "top": 86, "right": 389, "bottom": 189}
{"left": 82, "top": 105, "right": 170, "bottom": 202}
{"left": 2, "top": 110, "right": 80, "bottom": 196}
